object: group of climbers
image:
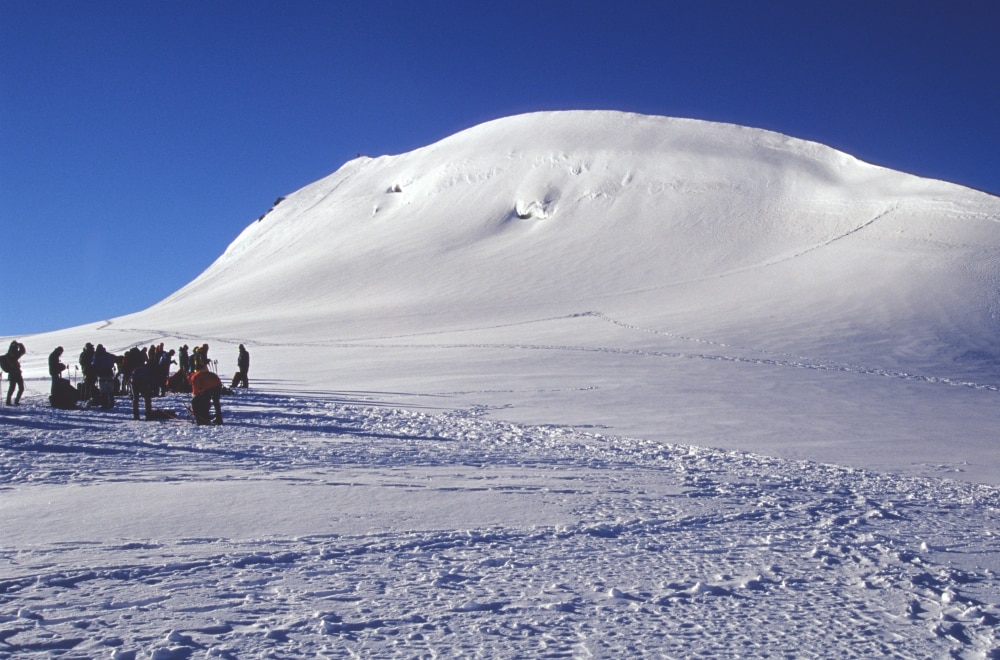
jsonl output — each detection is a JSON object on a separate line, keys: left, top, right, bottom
{"left": 2, "top": 340, "right": 251, "bottom": 426}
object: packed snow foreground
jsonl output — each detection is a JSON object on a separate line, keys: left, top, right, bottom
{"left": 4, "top": 111, "right": 1000, "bottom": 657}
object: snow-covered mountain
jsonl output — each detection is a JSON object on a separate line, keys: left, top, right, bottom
{"left": 12, "top": 110, "right": 1000, "bottom": 480}
{"left": 151, "top": 110, "right": 1000, "bottom": 372}
{"left": 5, "top": 111, "right": 1000, "bottom": 658}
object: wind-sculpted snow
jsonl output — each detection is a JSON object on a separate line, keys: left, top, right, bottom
{"left": 2, "top": 392, "right": 999, "bottom": 658}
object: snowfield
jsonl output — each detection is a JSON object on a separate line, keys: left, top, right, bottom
{"left": 3, "top": 111, "right": 1000, "bottom": 657}
{"left": 4, "top": 391, "right": 1000, "bottom": 658}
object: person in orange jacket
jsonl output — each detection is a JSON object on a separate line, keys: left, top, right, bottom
{"left": 188, "top": 369, "right": 223, "bottom": 425}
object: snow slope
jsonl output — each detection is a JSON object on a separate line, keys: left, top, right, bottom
{"left": 15, "top": 110, "right": 1000, "bottom": 480}
{"left": 153, "top": 111, "right": 1000, "bottom": 370}
{"left": 3, "top": 111, "right": 1000, "bottom": 657}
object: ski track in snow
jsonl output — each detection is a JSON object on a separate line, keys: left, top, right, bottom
{"left": 2, "top": 391, "right": 1000, "bottom": 658}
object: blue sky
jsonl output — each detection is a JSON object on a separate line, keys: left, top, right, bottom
{"left": 2, "top": 0, "right": 998, "bottom": 336}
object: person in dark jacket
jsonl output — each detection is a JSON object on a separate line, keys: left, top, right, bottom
{"left": 49, "top": 346, "right": 67, "bottom": 386}
{"left": 3, "top": 341, "right": 25, "bottom": 406}
{"left": 177, "top": 345, "right": 190, "bottom": 373}
{"left": 191, "top": 344, "right": 210, "bottom": 372}
{"left": 91, "top": 344, "right": 117, "bottom": 409}
{"left": 48, "top": 345, "right": 81, "bottom": 409}
{"left": 129, "top": 363, "right": 158, "bottom": 420}
{"left": 157, "top": 349, "right": 175, "bottom": 396}
{"left": 121, "top": 346, "right": 146, "bottom": 396}
{"left": 80, "top": 342, "right": 96, "bottom": 402}
{"left": 232, "top": 344, "right": 250, "bottom": 388}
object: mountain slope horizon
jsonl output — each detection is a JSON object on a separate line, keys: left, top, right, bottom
{"left": 8, "top": 112, "right": 1000, "bottom": 658}
{"left": 10, "top": 110, "right": 1000, "bottom": 484}
{"left": 135, "top": 110, "right": 1000, "bottom": 377}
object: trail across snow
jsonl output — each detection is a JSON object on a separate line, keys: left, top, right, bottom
{"left": 2, "top": 389, "right": 1000, "bottom": 658}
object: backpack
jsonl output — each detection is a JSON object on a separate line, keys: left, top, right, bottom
{"left": 0, "top": 355, "right": 10, "bottom": 373}
{"left": 50, "top": 378, "right": 80, "bottom": 410}
{"left": 166, "top": 370, "right": 192, "bottom": 393}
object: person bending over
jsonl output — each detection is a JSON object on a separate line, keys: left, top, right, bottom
{"left": 189, "top": 369, "right": 223, "bottom": 425}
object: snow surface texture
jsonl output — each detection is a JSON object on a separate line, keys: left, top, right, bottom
{"left": 3, "top": 111, "right": 1000, "bottom": 657}
{"left": 4, "top": 393, "right": 1000, "bottom": 658}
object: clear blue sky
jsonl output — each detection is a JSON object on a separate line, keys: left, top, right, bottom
{"left": 2, "top": 0, "right": 998, "bottom": 336}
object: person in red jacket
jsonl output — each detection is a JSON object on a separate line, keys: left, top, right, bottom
{"left": 188, "top": 369, "right": 223, "bottom": 425}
